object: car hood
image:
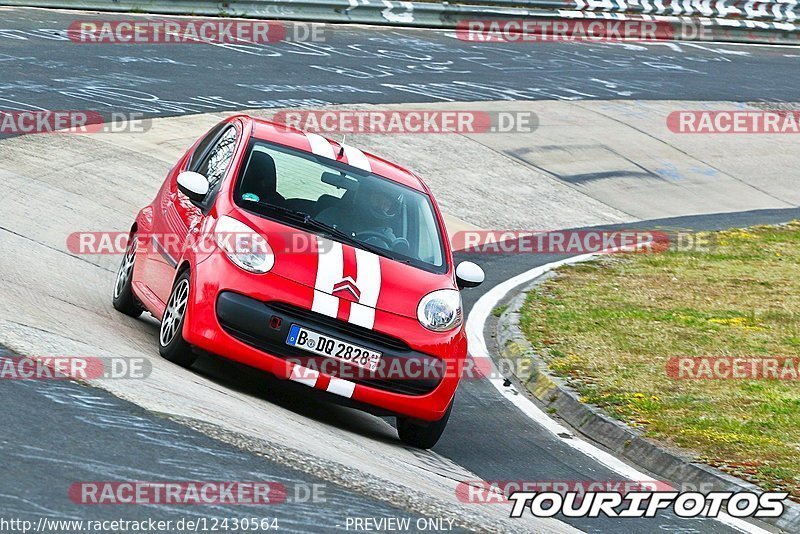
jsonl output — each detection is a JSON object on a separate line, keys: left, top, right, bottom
{"left": 232, "top": 211, "right": 453, "bottom": 320}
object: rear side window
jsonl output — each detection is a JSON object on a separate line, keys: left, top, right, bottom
{"left": 192, "top": 126, "right": 238, "bottom": 210}
{"left": 197, "top": 127, "right": 237, "bottom": 192}
{"left": 189, "top": 123, "right": 226, "bottom": 171}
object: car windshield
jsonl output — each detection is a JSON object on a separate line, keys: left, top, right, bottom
{"left": 234, "top": 140, "right": 446, "bottom": 273}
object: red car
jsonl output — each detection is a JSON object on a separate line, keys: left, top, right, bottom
{"left": 112, "top": 115, "right": 485, "bottom": 448}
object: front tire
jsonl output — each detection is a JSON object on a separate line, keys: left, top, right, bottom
{"left": 112, "top": 232, "right": 143, "bottom": 318}
{"left": 158, "top": 271, "right": 197, "bottom": 368}
{"left": 397, "top": 400, "right": 453, "bottom": 449}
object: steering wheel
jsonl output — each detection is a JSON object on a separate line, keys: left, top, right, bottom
{"left": 355, "top": 230, "right": 393, "bottom": 248}
{"left": 391, "top": 237, "right": 410, "bottom": 255}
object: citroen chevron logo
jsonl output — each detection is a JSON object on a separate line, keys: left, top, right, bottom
{"left": 332, "top": 276, "right": 361, "bottom": 301}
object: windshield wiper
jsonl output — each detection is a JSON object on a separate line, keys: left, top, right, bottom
{"left": 301, "top": 217, "right": 405, "bottom": 261}
{"left": 252, "top": 202, "right": 314, "bottom": 223}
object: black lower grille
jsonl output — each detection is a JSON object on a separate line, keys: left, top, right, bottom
{"left": 268, "top": 301, "right": 411, "bottom": 352}
{"left": 215, "top": 292, "right": 442, "bottom": 396}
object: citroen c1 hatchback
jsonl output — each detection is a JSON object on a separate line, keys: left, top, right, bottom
{"left": 112, "top": 115, "right": 485, "bottom": 448}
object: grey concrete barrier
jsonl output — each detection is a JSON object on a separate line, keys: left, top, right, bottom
{"left": 0, "top": 0, "right": 797, "bottom": 45}
{"left": 558, "top": 0, "right": 798, "bottom": 24}
{"left": 412, "top": 0, "right": 799, "bottom": 25}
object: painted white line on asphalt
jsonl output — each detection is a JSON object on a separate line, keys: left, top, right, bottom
{"left": 465, "top": 253, "right": 771, "bottom": 534}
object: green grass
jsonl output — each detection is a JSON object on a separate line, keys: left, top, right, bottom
{"left": 520, "top": 222, "right": 800, "bottom": 499}
{"left": 492, "top": 304, "right": 509, "bottom": 318}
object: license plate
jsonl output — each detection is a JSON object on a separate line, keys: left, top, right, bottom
{"left": 286, "top": 324, "right": 382, "bottom": 372}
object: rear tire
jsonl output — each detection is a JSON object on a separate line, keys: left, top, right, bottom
{"left": 397, "top": 400, "right": 453, "bottom": 449}
{"left": 112, "top": 232, "right": 143, "bottom": 318}
{"left": 158, "top": 271, "right": 197, "bottom": 368}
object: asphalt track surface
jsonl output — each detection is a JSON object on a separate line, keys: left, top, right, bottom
{"left": 0, "top": 372, "right": 437, "bottom": 532}
{"left": 2, "top": 7, "right": 800, "bottom": 118}
{"left": 1, "top": 6, "right": 799, "bottom": 534}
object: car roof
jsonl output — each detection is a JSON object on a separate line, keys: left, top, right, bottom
{"left": 247, "top": 116, "right": 429, "bottom": 193}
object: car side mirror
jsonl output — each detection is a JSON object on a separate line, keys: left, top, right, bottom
{"left": 456, "top": 261, "right": 484, "bottom": 289}
{"left": 177, "top": 171, "right": 209, "bottom": 203}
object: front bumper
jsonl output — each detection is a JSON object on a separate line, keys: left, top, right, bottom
{"left": 182, "top": 254, "right": 466, "bottom": 421}
{"left": 217, "top": 292, "right": 447, "bottom": 396}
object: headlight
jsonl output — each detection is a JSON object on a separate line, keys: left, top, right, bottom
{"left": 417, "top": 289, "right": 462, "bottom": 332}
{"left": 214, "top": 215, "right": 274, "bottom": 273}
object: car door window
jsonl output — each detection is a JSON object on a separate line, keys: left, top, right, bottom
{"left": 414, "top": 200, "right": 442, "bottom": 266}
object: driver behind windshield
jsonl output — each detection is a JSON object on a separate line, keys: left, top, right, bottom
{"left": 316, "top": 180, "right": 409, "bottom": 253}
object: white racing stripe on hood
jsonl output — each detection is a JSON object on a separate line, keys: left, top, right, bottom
{"left": 312, "top": 238, "right": 342, "bottom": 318}
{"left": 311, "top": 237, "right": 382, "bottom": 329}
